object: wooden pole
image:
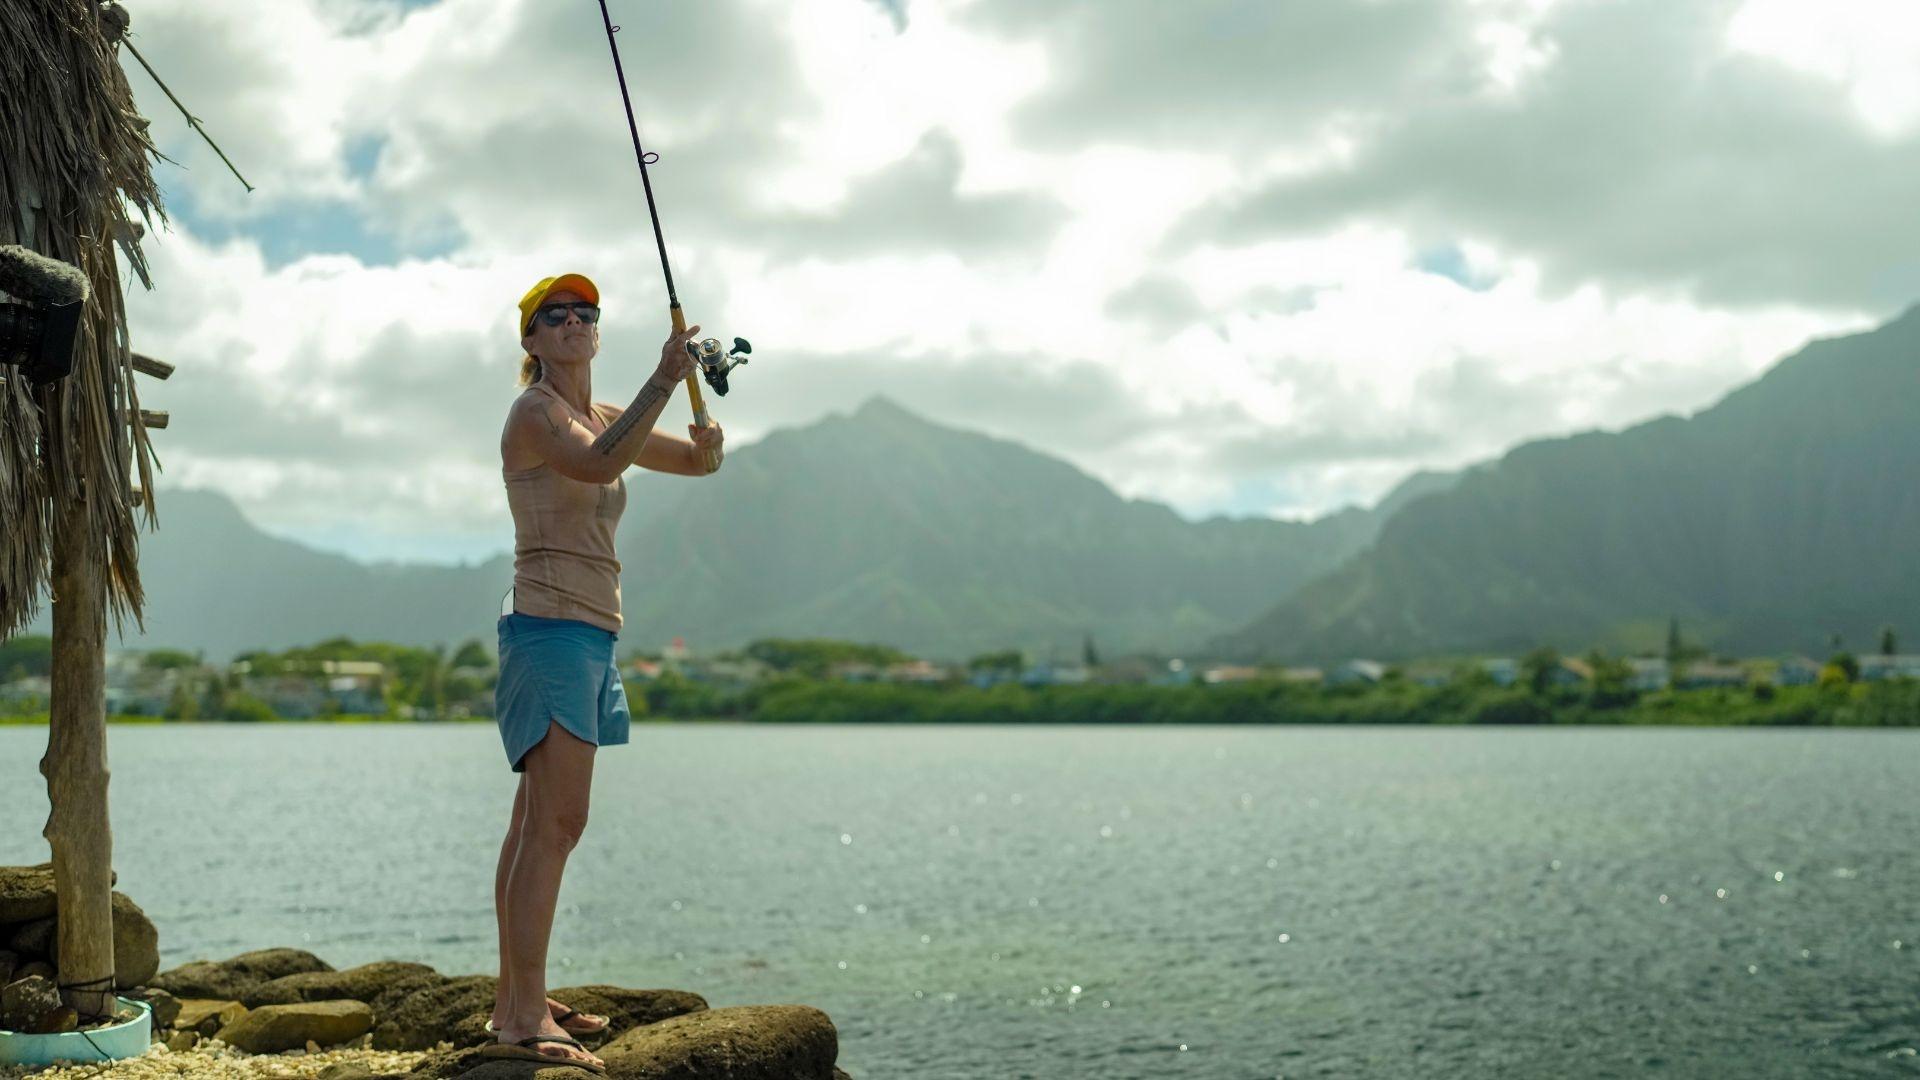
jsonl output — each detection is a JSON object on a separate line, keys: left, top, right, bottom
{"left": 38, "top": 480, "right": 117, "bottom": 1022}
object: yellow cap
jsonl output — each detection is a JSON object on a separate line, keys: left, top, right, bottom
{"left": 517, "top": 273, "right": 600, "bottom": 336}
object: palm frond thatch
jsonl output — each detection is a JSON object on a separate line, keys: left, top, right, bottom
{"left": 1, "top": 0, "right": 167, "bottom": 639}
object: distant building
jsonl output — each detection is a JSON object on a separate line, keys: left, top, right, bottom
{"left": 1772, "top": 656, "right": 1820, "bottom": 687}
{"left": 1092, "top": 657, "right": 1157, "bottom": 684}
{"left": 247, "top": 675, "right": 327, "bottom": 718}
{"left": 1276, "top": 667, "right": 1324, "bottom": 685}
{"left": 683, "top": 657, "right": 771, "bottom": 688}
{"left": 1857, "top": 654, "right": 1920, "bottom": 682}
{"left": 1550, "top": 658, "right": 1593, "bottom": 687}
{"left": 1148, "top": 659, "right": 1191, "bottom": 687}
{"left": 1082, "top": 653, "right": 1182, "bottom": 684}
{"left": 1479, "top": 658, "right": 1519, "bottom": 687}
{"left": 1201, "top": 665, "right": 1264, "bottom": 685}
{"left": 1626, "top": 658, "right": 1670, "bottom": 692}
{"left": 662, "top": 636, "right": 691, "bottom": 662}
{"left": 1, "top": 674, "right": 52, "bottom": 712}
{"left": 1328, "top": 660, "right": 1387, "bottom": 686}
{"left": 102, "top": 657, "right": 184, "bottom": 715}
{"left": 884, "top": 659, "right": 951, "bottom": 684}
{"left": 1405, "top": 665, "right": 1454, "bottom": 688}
{"left": 1019, "top": 662, "right": 1092, "bottom": 686}
{"left": 830, "top": 661, "right": 882, "bottom": 683}
{"left": 1674, "top": 662, "right": 1748, "bottom": 689}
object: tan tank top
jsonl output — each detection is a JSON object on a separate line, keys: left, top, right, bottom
{"left": 504, "top": 381, "right": 627, "bottom": 632}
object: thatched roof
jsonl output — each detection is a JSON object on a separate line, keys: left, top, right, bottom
{"left": 1, "top": 0, "right": 167, "bottom": 639}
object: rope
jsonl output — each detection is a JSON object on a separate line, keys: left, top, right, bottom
{"left": 118, "top": 38, "right": 253, "bottom": 193}
{"left": 52, "top": 972, "right": 119, "bottom": 1062}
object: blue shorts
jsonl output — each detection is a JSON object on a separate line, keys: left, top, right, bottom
{"left": 494, "top": 611, "right": 631, "bottom": 773}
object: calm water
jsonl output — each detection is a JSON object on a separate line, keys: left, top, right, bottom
{"left": 2, "top": 723, "right": 1917, "bottom": 1078}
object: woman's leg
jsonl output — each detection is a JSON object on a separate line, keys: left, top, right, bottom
{"left": 494, "top": 720, "right": 601, "bottom": 1068}
{"left": 493, "top": 764, "right": 610, "bottom": 1033}
{"left": 493, "top": 772, "right": 528, "bottom": 1019}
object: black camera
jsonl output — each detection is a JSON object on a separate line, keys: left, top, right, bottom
{"left": 0, "top": 245, "right": 89, "bottom": 385}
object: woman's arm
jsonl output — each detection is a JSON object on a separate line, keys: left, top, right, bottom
{"left": 596, "top": 404, "right": 715, "bottom": 476}
{"left": 510, "top": 377, "right": 676, "bottom": 485}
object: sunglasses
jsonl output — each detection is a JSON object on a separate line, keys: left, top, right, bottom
{"left": 531, "top": 302, "right": 601, "bottom": 329}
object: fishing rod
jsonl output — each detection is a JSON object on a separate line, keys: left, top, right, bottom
{"left": 595, "top": 0, "right": 752, "bottom": 474}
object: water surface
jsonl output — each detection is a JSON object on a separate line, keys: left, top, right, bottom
{"left": 3, "top": 723, "right": 1916, "bottom": 1077}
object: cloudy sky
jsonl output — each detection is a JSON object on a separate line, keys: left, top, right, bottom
{"left": 117, "top": 0, "right": 1920, "bottom": 564}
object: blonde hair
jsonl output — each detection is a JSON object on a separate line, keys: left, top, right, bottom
{"left": 518, "top": 354, "right": 542, "bottom": 386}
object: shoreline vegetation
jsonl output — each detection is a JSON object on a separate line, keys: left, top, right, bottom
{"left": 4, "top": 678, "right": 1919, "bottom": 727}
{"left": 4, "top": 633, "right": 1917, "bottom": 728}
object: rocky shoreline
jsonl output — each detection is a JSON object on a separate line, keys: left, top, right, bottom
{"left": 0, "top": 864, "right": 853, "bottom": 1078}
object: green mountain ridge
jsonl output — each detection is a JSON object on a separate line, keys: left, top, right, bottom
{"left": 20, "top": 394, "right": 1437, "bottom": 662}
{"left": 614, "top": 394, "right": 1443, "bottom": 659}
{"left": 1212, "top": 303, "right": 1920, "bottom": 663}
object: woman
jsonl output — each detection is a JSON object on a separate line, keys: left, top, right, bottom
{"left": 482, "top": 272, "right": 725, "bottom": 1072}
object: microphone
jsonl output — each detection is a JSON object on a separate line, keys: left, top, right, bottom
{"left": 0, "top": 244, "right": 89, "bottom": 306}
{"left": 0, "top": 244, "right": 88, "bottom": 385}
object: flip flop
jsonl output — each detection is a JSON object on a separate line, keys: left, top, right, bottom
{"left": 484, "top": 1009, "right": 608, "bottom": 1035}
{"left": 554, "top": 1006, "right": 610, "bottom": 1034}
{"left": 476, "top": 1034, "right": 608, "bottom": 1074}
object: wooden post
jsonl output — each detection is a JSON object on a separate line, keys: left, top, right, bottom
{"left": 38, "top": 480, "right": 117, "bottom": 1022}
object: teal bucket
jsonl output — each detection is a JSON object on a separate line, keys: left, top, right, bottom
{"left": 0, "top": 995, "right": 152, "bottom": 1066}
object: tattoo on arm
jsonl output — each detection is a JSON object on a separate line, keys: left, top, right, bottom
{"left": 593, "top": 378, "right": 673, "bottom": 458}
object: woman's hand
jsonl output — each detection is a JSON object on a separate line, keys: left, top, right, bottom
{"left": 689, "top": 420, "right": 724, "bottom": 474}
{"left": 651, "top": 323, "right": 702, "bottom": 387}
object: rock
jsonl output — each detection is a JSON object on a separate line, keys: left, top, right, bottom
{"left": 122, "top": 984, "right": 180, "bottom": 1029}
{"left": 369, "top": 973, "right": 496, "bottom": 1050}
{"left": 213, "top": 998, "right": 374, "bottom": 1053}
{"left": 35, "top": 1005, "right": 78, "bottom": 1034}
{"left": 443, "top": 985, "right": 709, "bottom": 1048}
{"left": 242, "top": 960, "right": 440, "bottom": 1008}
{"left": 0, "top": 866, "right": 58, "bottom": 925}
{"left": 404, "top": 1043, "right": 603, "bottom": 1079}
{"left": 595, "top": 1004, "right": 839, "bottom": 1080}
{"left": 0, "top": 893, "right": 159, "bottom": 988}
{"left": 15, "top": 960, "right": 53, "bottom": 981}
{"left": 108, "top": 891, "right": 160, "bottom": 987}
{"left": 831, "top": 1069, "right": 853, "bottom": 1080}
{"left": 151, "top": 946, "right": 334, "bottom": 1000}
{"left": 1, "top": 973, "right": 64, "bottom": 1033}
{"left": 6, "top": 917, "right": 53, "bottom": 958}
{"left": 368, "top": 970, "right": 456, "bottom": 1019}
{"left": 173, "top": 997, "right": 247, "bottom": 1036}
{"left": 317, "top": 1064, "right": 378, "bottom": 1080}
{"left": 0, "top": 948, "right": 16, "bottom": 985}
{"left": 553, "top": 986, "right": 710, "bottom": 1037}
{"left": 165, "top": 1029, "right": 199, "bottom": 1052}
{"left": 455, "top": 1063, "right": 601, "bottom": 1079}
{"left": 0, "top": 863, "right": 115, "bottom": 924}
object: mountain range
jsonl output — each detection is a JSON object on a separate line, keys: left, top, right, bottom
{"left": 20, "top": 397, "right": 1441, "bottom": 663}
{"left": 1211, "top": 303, "right": 1920, "bottom": 662}
{"left": 20, "top": 303, "right": 1920, "bottom": 667}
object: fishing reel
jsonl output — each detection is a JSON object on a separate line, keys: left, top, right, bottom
{"left": 686, "top": 335, "right": 752, "bottom": 396}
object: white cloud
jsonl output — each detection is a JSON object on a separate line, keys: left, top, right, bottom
{"left": 1728, "top": 0, "right": 1920, "bottom": 136}
{"left": 114, "top": 0, "right": 1894, "bottom": 564}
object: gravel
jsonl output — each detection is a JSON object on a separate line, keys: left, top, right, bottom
{"left": 0, "top": 1035, "right": 438, "bottom": 1079}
